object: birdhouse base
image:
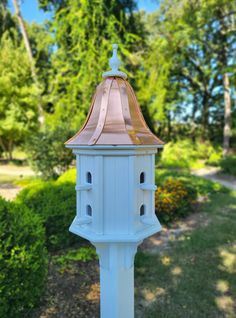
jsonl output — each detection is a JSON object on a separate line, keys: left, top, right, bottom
{"left": 69, "top": 216, "right": 161, "bottom": 243}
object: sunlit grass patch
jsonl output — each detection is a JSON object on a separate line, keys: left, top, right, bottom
{"left": 135, "top": 190, "right": 236, "bottom": 317}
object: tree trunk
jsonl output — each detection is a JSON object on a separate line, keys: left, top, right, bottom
{"left": 0, "top": 137, "right": 7, "bottom": 159}
{"left": 202, "top": 92, "right": 209, "bottom": 138}
{"left": 217, "top": 7, "right": 232, "bottom": 158}
{"left": 223, "top": 72, "right": 231, "bottom": 157}
{"left": 8, "top": 139, "right": 13, "bottom": 161}
{"left": 11, "top": 0, "right": 44, "bottom": 124}
{"left": 167, "top": 110, "right": 172, "bottom": 140}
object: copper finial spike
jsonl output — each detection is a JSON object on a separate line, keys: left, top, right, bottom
{"left": 102, "top": 44, "right": 127, "bottom": 79}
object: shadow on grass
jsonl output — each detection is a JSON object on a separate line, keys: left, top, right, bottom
{"left": 135, "top": 191, "right": 236, "bottom": 318}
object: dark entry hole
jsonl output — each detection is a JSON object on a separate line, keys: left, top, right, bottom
{"left": 86, "top": 205, "right": 92, "bottom": 216}
{"left": 86, "top": 172, "right": 92, "bottom": 184}
{"left": 140, "top": 172, "right": 145, "bottom": 184}
{"left": 140, "top": 204, "right": 145, "bottom": 216}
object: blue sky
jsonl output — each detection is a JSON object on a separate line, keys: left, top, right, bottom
{"left": 8, "top": 0, "right": 158, "bottom": 23}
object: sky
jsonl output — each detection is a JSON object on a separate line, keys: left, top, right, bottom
{"left": 8, "top": 0, "right": 158, "bottom": 23}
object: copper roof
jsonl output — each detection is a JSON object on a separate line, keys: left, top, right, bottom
{"left": 66, "top": 76, "right": 164, "bottom": 146}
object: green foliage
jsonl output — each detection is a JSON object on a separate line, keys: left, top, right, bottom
{"left": 53, "top": 246, "right": 97, "bottom": 272}
{"left": 39, "top": 0, "right": 145, "bottom": 130}
{"left": 160, "top": 140, "right": 199, "bottom": 169}
{"left": 139, "top": 0, "right": 236, "bottom": 143}
{"left": 206, "top": 151, "right": 222, "bottom": 166}
{"left": 27, "top": 22, "right": 53, "bottom": 87}
{"left": 0, "top": 197, "right": 48, "bottom": 318}
{"left": 155, "top": 178, "right": 197, "bottom": 223}
{"left": 0, "top": 3, "right": 16, "bottom": 38}
{"left": 0, "top": 31, "right": 38, "bottom": 159}
{"left": 156, "top": 168, "right": 228, "bottom": 196}
{"left": 16, "top": 178, "right": 77, "bottom": 250}
{"left": 25, "top": 126, "right": 74, "bottom": 180}
{"left": 159, "top": 139, "right": 222, "bottom": 169}
{"left": 220, "top": 155, "right": 236, "bottom": 176}
{"left": 56, "top": 167, "right": 76, "bottom": 184}
{"left": 1, "top": 0, "right": 236, "bottom": 161}
{"left": 136, "top": 34, "right": 171, "bottom": 133}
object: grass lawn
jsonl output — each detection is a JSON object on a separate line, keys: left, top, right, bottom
{"left": 135, "top": 189, "right": 236, "bottom": 318}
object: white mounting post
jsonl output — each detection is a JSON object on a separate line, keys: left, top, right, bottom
{"left": 93, "top": 242, "right": 141, "bottom": 318}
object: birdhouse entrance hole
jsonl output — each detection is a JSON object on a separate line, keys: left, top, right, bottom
{"left": 140, "top": 172, "right": 145, "bottom": 184}
{"left": 140, "top": 204, "right": 146, "bottom": 216}
{"left": 86, "top": 172, "right": 92, "bottom": 183}
{"left": 86, "top": 204, "right": 92, "bottom": 216}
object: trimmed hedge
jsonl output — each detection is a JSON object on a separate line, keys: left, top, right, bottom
{"left": 16, "top": 179, "right": 77, "bottom": 251}
{"left": 0, "top": 197, "right": 48, "bottom": 318}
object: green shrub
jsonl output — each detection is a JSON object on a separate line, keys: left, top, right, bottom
{"left": 0, "top": 197, "right": 48, "bottom": 318}
{"left": 160, "top": 139, "right": 222, "bottom": 169}
{"left": 156, "top": 168, "right": 227, "bottom": 197}
{"left": 56, "top": 167, "right": 76, "bottom": 184}
{"left": 195, "top": 141, "right": 219, "bottom": 160}
{"left": 160, "top": 139, "right": 197, "bottom": 169}
{"left": 155, "top": 178, "right": 197, "bottom": 223}
{"left": 220, "top": 155, "right": 236, "bottom": 176}
{"left": 16, "top": 180, "right": 78, "bottom": 250}
{"left": 206, "top": 151, "right": 222, "bottom": 166}
{"left": 25, "top": 126, "right": 74, "bottom": 180}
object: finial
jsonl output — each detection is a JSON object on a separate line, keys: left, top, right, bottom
{"left": 102, "top": 44, "right": 127, "bottom": 79}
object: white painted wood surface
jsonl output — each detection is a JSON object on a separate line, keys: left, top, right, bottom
{"left": 68, "top": 146, "right": 162, "bottom": 317}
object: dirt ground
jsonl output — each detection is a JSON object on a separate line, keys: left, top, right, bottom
{"left": 31, "top": 257, "right": 100, "bottom": 318}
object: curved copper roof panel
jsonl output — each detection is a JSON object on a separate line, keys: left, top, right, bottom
{"left": 66, "top": 76, "right": 164, "bottom": 146}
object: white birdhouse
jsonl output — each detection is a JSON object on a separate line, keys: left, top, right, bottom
{"left": 65, "top": 44, "right": 164, "bottom": 318}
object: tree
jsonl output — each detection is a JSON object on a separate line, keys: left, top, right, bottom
{"left": 0, "top": 0, "right": 16, "bottom": 38}
{"left": 0, "top": 32, "right": 38, "bottom": 159}
{"left": 142, "top": 0, "right": 236, "bottom": 146}
{"left": 212, "top": 1, "right": 236, "bottom": 156}
{"left": 38, "top": 0, "right": 145, "bottom": 131}
{"left": 11, "top": 0, "right": 44, "bottom": 123}
{"left": 136, "top": 12, "right": 178, "bottom": 138}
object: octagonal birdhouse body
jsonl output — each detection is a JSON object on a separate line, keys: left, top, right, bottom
{"left": 66, "top": 145, "right": 162, "bottom": 243}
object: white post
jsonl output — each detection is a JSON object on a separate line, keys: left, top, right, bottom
{"left": 93, "top": 242, "right": 141, "bottom": 318}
